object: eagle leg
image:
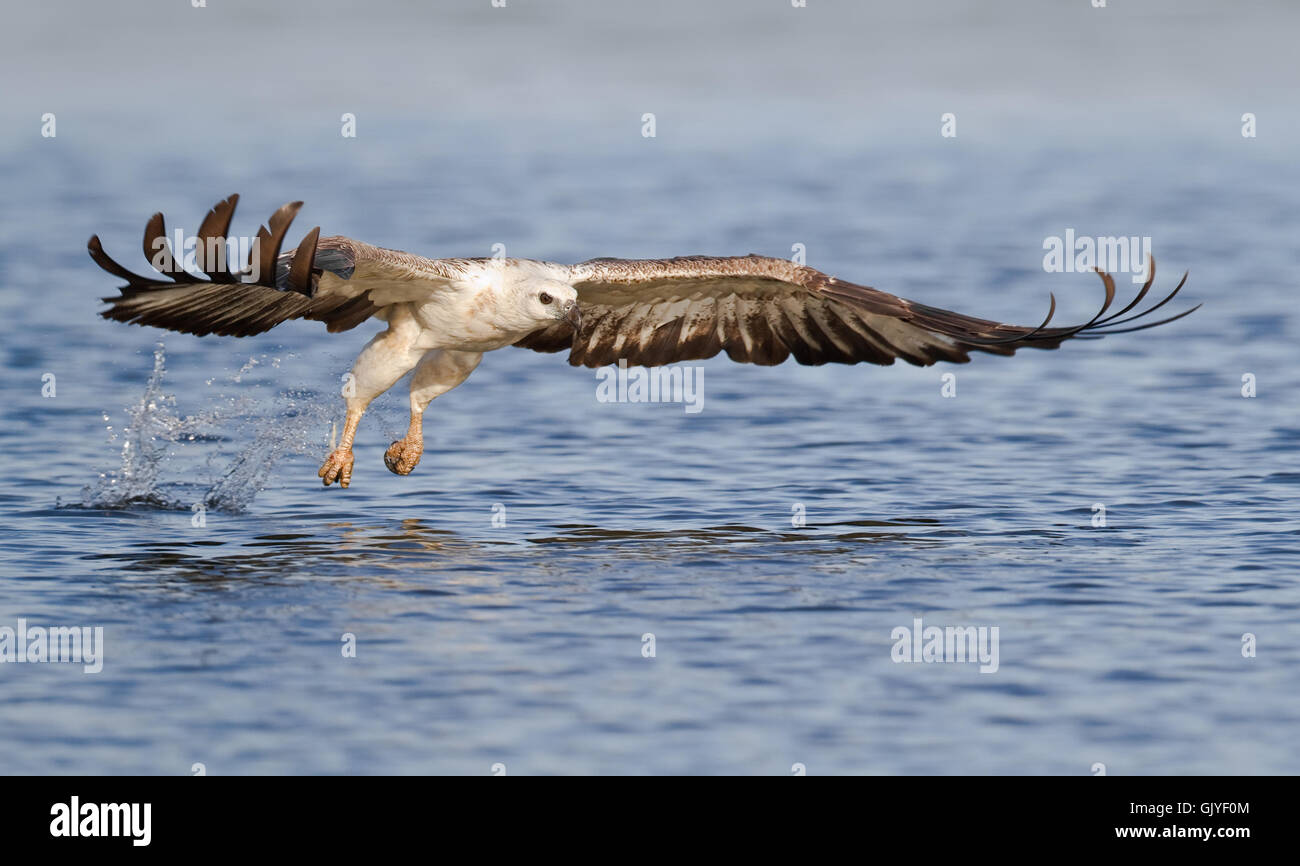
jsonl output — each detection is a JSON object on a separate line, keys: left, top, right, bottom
{"left": 319, "top": 305, "right": 431, "bottom": 488}
{"left": 384, "top": 349, "right": 483, "bottom": 477}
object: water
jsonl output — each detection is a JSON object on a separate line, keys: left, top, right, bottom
{"left": 2, "top": 0, "right": 1299, "bottom": 775}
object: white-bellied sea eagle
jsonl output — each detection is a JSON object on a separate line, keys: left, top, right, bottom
{"left": 89, "top": 196, "right": 1198, "bottom": 488}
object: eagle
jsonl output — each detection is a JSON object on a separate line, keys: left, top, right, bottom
{"left": 89, "top": 196, "right": 1198, "bottom": 488}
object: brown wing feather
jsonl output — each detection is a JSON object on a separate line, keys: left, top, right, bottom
{"left": 91, "top": 197, "right": 381, "bottom": 337}
{"left": 514, "top": 254, "right": 1197, "bottom": 368}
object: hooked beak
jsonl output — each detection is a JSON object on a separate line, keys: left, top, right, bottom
{"left": 562, "top": 300, "right": 582, "bottom": 331}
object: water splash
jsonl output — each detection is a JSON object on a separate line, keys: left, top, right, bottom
{"left": 202, "top": 393, "right": 323, "bottom": 512}
{"left": 77, "top": 344, "right": 329, "bottom": 513}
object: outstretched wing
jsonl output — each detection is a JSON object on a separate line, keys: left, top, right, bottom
{"left": 512, "top": 254, "right": 1197, "bottom": 367}
{"left": 91, "top": 196, "right": 482, "bottom": 337}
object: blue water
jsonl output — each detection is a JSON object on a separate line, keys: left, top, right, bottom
{"left": 2, "top": 0, "right": 1298, "bottom": 775}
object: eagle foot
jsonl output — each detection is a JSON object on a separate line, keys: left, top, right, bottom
{"left": 384, "top": 437, "right": 423, "bottom": 476}
{"left": 319, "top": 448, "right": 355, "bottom": 488}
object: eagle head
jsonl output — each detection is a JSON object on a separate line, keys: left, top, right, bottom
{"left": 527, "top": 279, "right": 581, "bottom": 331}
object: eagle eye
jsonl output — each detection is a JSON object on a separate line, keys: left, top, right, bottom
{"left": 539, "top": 292, "right": 553, "bottom": 305}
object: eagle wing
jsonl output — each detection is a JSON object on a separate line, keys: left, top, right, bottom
{"left": 514, "top": 254, "right": 1197, "bottom": 367}
{"left": 91, "top": 196, "right": 481, "bottom": 337}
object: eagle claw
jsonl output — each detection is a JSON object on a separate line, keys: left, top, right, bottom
{"left": 384, "top": 437, "right": 423, "bottom": 476}
{"left": 319, "top": 448, "right": 355, "bottom": 488}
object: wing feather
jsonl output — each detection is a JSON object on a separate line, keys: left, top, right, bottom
{"left": 514, "top": 254, "right": 1196, "bottom": 368}
{"left": 91, "top": 197, "right": 488, "bottom": 338}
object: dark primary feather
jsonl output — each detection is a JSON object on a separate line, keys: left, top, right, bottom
{"left": 90, "top": 197, "right": 378, "bottom": 337}
{"left": 194, "top": 194, "right": 240, "bottom": 282}
{"left": 514, "top": 254, "right": 1198, "bottom": 368}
